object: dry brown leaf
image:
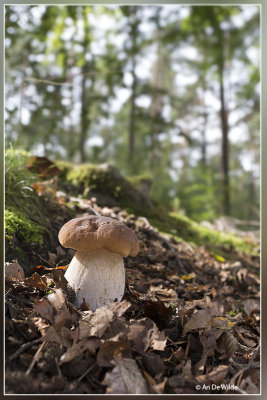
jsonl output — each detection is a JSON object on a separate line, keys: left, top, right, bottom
{"left": 103, "top": 357, "right": 149, "bottom": 394}
{"left": 79, "top": 301, "right": 131, "bottom": 340}
{"left": 107, "top": 300, "right": 131, "bottom": 317}
{"left": 143, "top": 300, "right": 174, "bottom": 330}
{"left": 182, "top": 310, "right": 213, "bottom": 336}
{"left": 143, "top": 352, "right": 165, "bottom": 376}
{"left": 217, "top": 331, "right": 238, "bottom": 358}
{"left": 79, "top": 308, "right": 114, "bottom": 339}
{"left": 60, "top": 337, "right": 103, "bottom": 364}
{"left": 150, "top": 327, "right": 167, "bottom": 351}
{"left": 97, "top": 340, "right": 131, "bottom": 367}
{"left": 127, "top": 318, "right": 166, "bottom": 353}
{"left": 42, "top": 326, "right": 62, "bottom": 344}
{"left": 33, "top": 298, "right": 55, "bottom": 324}
{"left": 196, "top": 365, "right": 228, "bottom": 385}
{"left": 143, "top": 370, "right": 167, "bottom": 394}
{"left": 30, "top": 317, "right": 50, "bottom": 336}
{"left": 243, "top": 299, "right": 260, "bottom": 316}
{"left": 23, "top": 272, "right": 48, "bottom": 291}
{"left": 5, "top": 262, "right": 25, "bottom": 281}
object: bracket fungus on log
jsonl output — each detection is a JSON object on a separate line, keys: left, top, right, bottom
{"left": 58, "top": 215, "right": 139, "bottom": 311}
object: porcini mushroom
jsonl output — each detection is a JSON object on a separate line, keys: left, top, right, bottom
{"left": 58, "top": 215, "right": 139, "bottom": 311}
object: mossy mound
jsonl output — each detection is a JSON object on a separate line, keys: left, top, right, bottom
{"left": 5, "top": 149, "right": 74, "bottom": 273}
{"left": 56, "top": 161, "right": 154, "bottom": 215}
{"left": 149, "top": 211, "right": 258, "bottom": 259}
{"left": 5, "top": 207, "right": 44, "bottom": 245}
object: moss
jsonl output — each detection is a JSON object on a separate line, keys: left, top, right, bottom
{"left": 127, "top": 173, "right": 152, "bottom": 188}
{"left": 56, "top": 162, "right": 154, "bottom": 215}
{"left": 55, "top": 160, "right": 74, "bottom": 180}
{"left": 5, "top": 208, "right": 44, "bottom": 245}
{"left": 149, "top": 210, "right": 257, "bottom": 258}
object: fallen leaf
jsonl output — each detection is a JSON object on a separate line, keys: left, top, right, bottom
{"left": 143, "top": 370, "right": 167, "bottom": 394}
{"left": 97, "top": 340, "right": 131, "bottom": 367}
{"left": 196, "top": 365, "right": 228, "bottom": 385}
{"left": 60, "top": 337, "right": 103, "bottom": 364}
{"left": 182, "top": 310, "right": 213, "bottom": 336}
{"left": 23, "top": 272, "right": 48, "bottom": 291}
{"left": 143, "top": 300, "right": 174, "bottom": 330}
{"left": 180, "top": 272, "right": 196, "bottom": 280}
{"left": 79, "top": 308, "right": 114, "bottom": 339}
{"left": 5, "top": 262, "right": 25, "bottom": 281}
{"left": 102, "top": 357, "right": 149, "bottom": 394}
{"left": 243, "top": 299, "right": 260, "bottom": 316}
{"left": 33, "top": 298, "right": 55, "bottom": 324}
{"left": 217, "top": 331, "right": 238, "bottom": 358}
{"left": 142, "top": 352, "right": 165, "bottom": 376}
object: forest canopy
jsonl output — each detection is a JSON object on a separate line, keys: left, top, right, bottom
{"left": 5, "top": 4, "right": 260, "bottom": 222}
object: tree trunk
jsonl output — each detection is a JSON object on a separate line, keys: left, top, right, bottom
{"left": 149, "top": 41, "right": 164, "bottom": 169}
{"left": 128, "top": 62, "right": 137, "bottom": 167}
{"left": 219, "top": 64, "right": 230, "bottom": 216}
{"left": 200, "top": 75, "right": 207, "bottom": 168}
{"left": 78, "top": 71, "right": 87, "bottom": 164}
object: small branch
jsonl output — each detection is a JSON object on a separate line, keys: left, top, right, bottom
{"left": 32, "top": 251, "right": 55, "bottom": 268}
{"left": 228, "top": 343, "right": 260, "bottom": 389}
{"left": 25, "top": 340, "right": 46, "bottom": 376}
{"left": 8, "top": 338, "right": 43, "bottom": 362}
{"left": 24, "top": 77, "right": 72, "bottom": 87}
{"left": 6, "top": 293, "right": 33, "bottom": 307}
{"left": 78, "top": 362, "right": 97, "bottom": 382}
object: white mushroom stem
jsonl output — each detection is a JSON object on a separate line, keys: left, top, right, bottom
{"left": 64, "top": 248, "right": 125, "bottom": 311}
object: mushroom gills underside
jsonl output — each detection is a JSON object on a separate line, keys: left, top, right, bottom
{"left": 64, "top": 248, "right": 125, "bottom": 311}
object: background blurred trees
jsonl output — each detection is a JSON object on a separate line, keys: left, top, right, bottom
{"left": 5, "top": 4, "right": 260, "bottom": 222}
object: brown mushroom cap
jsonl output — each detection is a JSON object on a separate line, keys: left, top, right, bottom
{"left": 58, "top": 215, "right": 139, "bottom": 257}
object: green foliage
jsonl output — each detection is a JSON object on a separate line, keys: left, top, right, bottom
{"left": 5, "top": 5, "right": 260, "bottom": 224}
{"left": 5, "top": 147, "right": 46, "bottom": 267}
{"left": 5, "top": 148, "right": 34, "bottom": 202}
{"left": 150, "top": 211, "right": 257, "bottom": 257}
{"left": 5, "top": 208, "right": 44, "bottom": 245}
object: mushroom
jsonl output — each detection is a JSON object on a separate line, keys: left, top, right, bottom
{"left": 58, "top": 215, "right": 139, "bottom": 311}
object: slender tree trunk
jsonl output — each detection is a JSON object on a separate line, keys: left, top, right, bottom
{"left": 149, "top": 42, "right": 164, "bottom": 169}
{"left": 219, "top": 64, "right": 230, "bottom": 215}
{"left": 248, "top": 128, "right": 256, "bottom": 220}
{"left": 79, "top": 71, "right": 87, "bottom": 163}
{"left": 128, "top": 62, "right": 137, "bottom": 166}
{"left": 67, "top": 75, "right": 75, "bottom": 160}
{"left": 199, "top": 73, "right": 207, "bottom": 168}
{"left": 18, "top": 68, "right": 27, "bottom": 147}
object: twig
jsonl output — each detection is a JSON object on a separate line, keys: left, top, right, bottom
{"left": 24, "top": 77, "right": 73, "bottom": 87}
{"left": 228, "top": 343, "right": 260, "bottom": 390}
{"left": 88, "top": 205, "right": 101, "bottom": 216}
{"left": 32, "top": 251, "right": 55, "bottom": 268}
{"left": 78, "top": 363, "right": 97, "bottom": 382}
{"left": 8, "top": 338, "right": 43, "bottom": 362}
{"left": 6, "top": 293, "right": 33, "bottom": 307}
{"left": 55, "top": 356, "right": 62, "bottom": 376}
{"left": 25, "top": 340, "right": 46, "bottom": 376}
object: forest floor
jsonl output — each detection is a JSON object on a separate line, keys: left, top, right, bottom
{"left": 5, "top": 166, "right": 260, "bottom": 395}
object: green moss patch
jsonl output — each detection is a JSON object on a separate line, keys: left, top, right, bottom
{"left": 56, "top": 161, "right": 154, "bottom": 215}
{"left": 149, "top": 211, "right": 258, "bottom": 258}
{"left": 5, "top": 208, "right": 44, "bottom": 245}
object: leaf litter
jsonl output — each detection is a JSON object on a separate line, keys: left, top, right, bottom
{"left": 5, "top": 193, "right": 260, "bottom": 394}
